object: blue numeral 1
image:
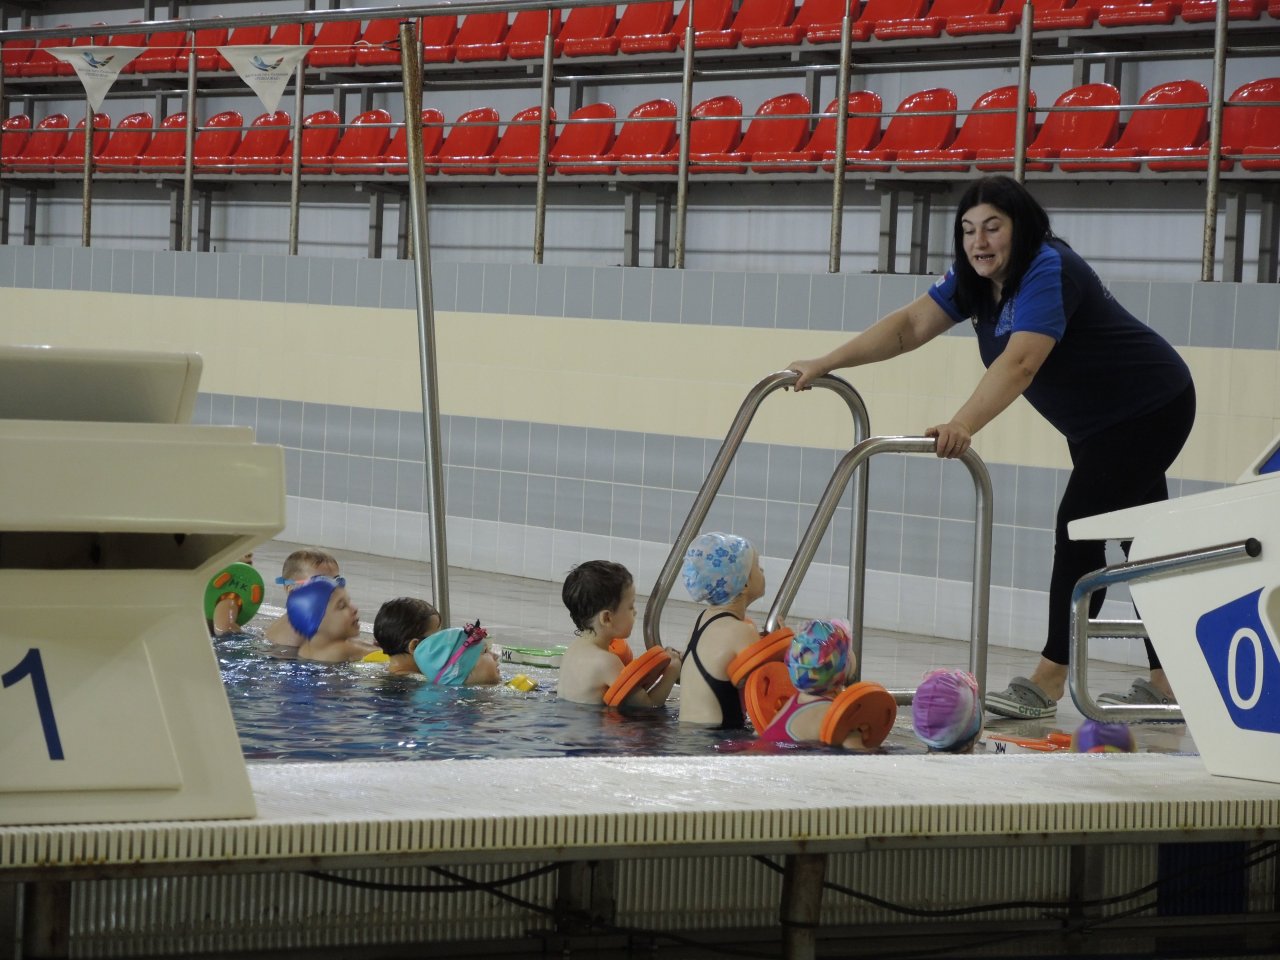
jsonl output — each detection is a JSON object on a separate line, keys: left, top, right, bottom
{"left": 2, "top": 648, "right": 64, "bottom": 761}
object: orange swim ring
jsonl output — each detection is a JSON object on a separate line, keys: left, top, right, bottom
{"left": 603, "top": 646, "right": 672, "bottom": 707}
{"left": 743, "top": 660, "right": 796, "bottom": 732}
{"left": 819, "top": 681, "right": 898, "bottom": 749}
{"left": 727, "top": 627, "right": 793, "bottom": 687}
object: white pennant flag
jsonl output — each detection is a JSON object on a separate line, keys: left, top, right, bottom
{"left": 219, "top": 45, "right": 311, "bottom": 114}
{"left": 48, "top": 46, "right": 145, "bottom": 113}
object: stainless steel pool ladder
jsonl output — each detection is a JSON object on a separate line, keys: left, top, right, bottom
{"left": 643, "top": 370, "right": 995, "bottom": 704}
{"left": 1068, "top": 537, "right": 1263, "bottom": 724}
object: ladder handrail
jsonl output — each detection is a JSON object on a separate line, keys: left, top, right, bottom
{"left": 642, "top": 369, "right": 870, "bottom": 652}
{"left": 768, "top": 435, "right": 993, "bottom": 702}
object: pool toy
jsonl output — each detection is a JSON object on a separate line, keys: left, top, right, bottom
{"left": 818, "top": 682, "right": 897, "bottom": 748}
{"left": 1072, "top": 720, "right": 1136, "bottom": 753}
{"left": 608, "top": 637, "right": 634, "bottom": 665}
{"left": 604, "top": 646, "right": 673, "bottom": 707}
{"left": 499, "top": 644, "right": 566, "bottom": 669}
{"left": 728, "top": 627, "right": 793, "bottom": 687}
{"left": 743, "top": 660, "right": 795, "bottom": 731}
{"left": 506, "top": 674, "right": 539, "bottom": 692}
{"left": 360, "top": 649, "right": 390, "bottom": 664}
{"left": 203, "top": 562, "right": 265, "bottom": 626}
{"left": 987, "top": 732, "right": 1073, "bottom": 752}
{"left": 285, "top": 575, "right": 346, "bottom": 640}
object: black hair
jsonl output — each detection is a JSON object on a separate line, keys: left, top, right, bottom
{"left": 373, "top": 597, "right": 442, "bottom": 655}
{"left": 951, "top": 175, "right": 1055, "bottom": 322}
{"left": 562, "top": 560, "right": 633, "bottom": 633}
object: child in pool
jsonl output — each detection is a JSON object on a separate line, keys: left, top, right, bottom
{"left": 372, "top": 596, "right": 502, "bottom": 686}
{"left": 760, "top": 619, "right": 869, "bottom": 749}
{"left": 266, "top": 547, "right": 351, "bottom": 649}
{"left": 558, "top": 560, "right": 682, "bottom": 706}
{"left": 679, "top": 532, "right": 764, "bottom": 728}
{"left": 286, "top": 575, "right": 376, "bottom": 663}
{"left": 911, "top": 668, "right": 983, "bottom": 754}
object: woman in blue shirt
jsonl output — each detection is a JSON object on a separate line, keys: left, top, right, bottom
{"left": 788, "top": 175, "right": 1195, "bottom": 720}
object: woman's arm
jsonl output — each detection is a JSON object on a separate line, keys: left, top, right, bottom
{"left": 788, "top": 293, "right": 955, "bottom": 390}
{"left": 928, "top": 330, "right": 1056, "bottom": 458}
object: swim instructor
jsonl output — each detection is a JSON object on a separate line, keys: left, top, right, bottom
{"left": 787, "top": 175, "right": 1195, "bottom": 719}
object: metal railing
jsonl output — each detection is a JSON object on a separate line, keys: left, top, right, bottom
{"left": 1068, "top": 537, "right": 1262, "bottom": 724}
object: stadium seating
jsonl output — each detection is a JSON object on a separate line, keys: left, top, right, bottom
{"left": 612, "top": 99, "right": 680, "bottom": 175}
{"left": 557, "top": 6, "right": 619, "bottom": 56}
{"left": 846, "top": 87, "right": 956, "bottom": 171}
{"left": 308, "top": 19, "right": 362, "bottom": 67}
{"left": 228, "top": 111, "right": 292, "bottom": 174}
{"left": 453, "top": 13, "right": 511, "bottom": 62}
{"left": 136, "top": 113, "right": 190, "bottom": 171}
{"left": 50, "top": 113, "right": 112, "bottom": 172}
{"left": 7, "top": 114, "right": 70, "bottom": 170}
{"left": 330, "top": 109, "right": 394, "bottom": 174}
{"left": 95, "top": 111, "right": 154, "bottom": 170}
{"left": 192, "top": 110, "right": 243, "bottom": 170}
{"left": 701, "top": 0, "right": 796, "bottom": 49}
{"left": 0, "top": 115, "right": 32, "bottom": 170}
{"left": 1059, "top": 79, "right": 1206, "bottom": 171}
{"left": 898, "top": 86, "right": 1034, "bottom": 171}
{"left": 576, "top": 2, "right": 672, "bottom": 55}
{"left": 130, "top": 28, "right": 187, "bottom": 73}
{"left": 383, "top": 109, "right": 448, "bottom": 175}
{"left": 493, "top": 106, "right": 556, "bottom": 174}
{"left": 436, "top": 107, "right": 502, "bottom": 174}
{"left": 702, "top": 93, "right": 812, "bottom": 173}
{"left": 552, "top": 102, "right": 618, "bottom": 174}
{"left": 978, "top": 82, "right": 1118, "bottom": 169}
{"left": 752, "top": 91, "right": 883, "bottom": 172}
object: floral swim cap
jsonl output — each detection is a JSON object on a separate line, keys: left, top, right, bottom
{"left": 1071, "top": 720, "right": 1136, "bottom": 753}
{"left": 786, "top": 619, "right": 853, "bottom": 694}
{"left": 285, "top": 575, "right": 346, "bottom": 640}
{"left": 912, "top": 669, "right": 982, "bottom": 752}
{"left": 682, "top": 532, "right": 755, "bottom": 606}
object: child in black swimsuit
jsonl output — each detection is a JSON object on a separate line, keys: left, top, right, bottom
{"left": 678, "top": 532, "right": 766, "bottom": 728}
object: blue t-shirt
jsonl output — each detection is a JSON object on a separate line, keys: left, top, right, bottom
{"left": 927, "top": 239, "right": 1192, "bottom": 443}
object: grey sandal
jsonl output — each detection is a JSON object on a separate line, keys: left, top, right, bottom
{"left": 985, "top": 676, "right": 1058, "bottom": 719}
{"left": 1096, "top": 679, "right": 1175, "bottom": 706}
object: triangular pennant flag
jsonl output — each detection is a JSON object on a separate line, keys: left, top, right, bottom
{"left": 219, "top": 45, "right": 310, "bottom": 114}
{"left": 47, "top": 46, "right": 145, "bottom": 113}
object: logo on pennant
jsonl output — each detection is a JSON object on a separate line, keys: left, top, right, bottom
{"left": 220, "top": 45, "right": 310, "bottom": 114}
{"left": 47, "top": 46, "right": 145, "bottom": 112}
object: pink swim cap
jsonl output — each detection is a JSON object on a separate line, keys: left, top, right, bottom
{"left": 912, "top": 669, "right": 982, "bottom": 752}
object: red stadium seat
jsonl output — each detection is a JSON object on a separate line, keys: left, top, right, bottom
{"left": 137, "top": 113, "right": 190, "bottom": 171}
{"left": 131, "top": 30, "right": 187, "bottom": 73}
{"left": 1148, "top": 78, "right": 1280, "bottom": 171}
{"left": 96, "top": 111, "right": 154, "bottom": 170}
{"left": 1181, "top": 0, "right": 1265, "bottom": 18}
{"left": 357, "top": 18, "right": 418, "bottom": 65}
{"left": 613, "top": 99, "right": 679, "bottom": 175}
{"left": 552, "top": 102, "right": 618, "bottom": 174}
{"left": 1096, "top": 0, "right": 1179, "bottom": 26}
{"left": 622, "top": 0, "right": 733, "bottom": 52}
{"left": 176, "top": 24, "right": 228, "bottom": 72}
{"left": 308, "top": 19, "right": 362, "bottom": 67}
{"left": 847, "top": 87, "right": 956, "bottom": 171}
{"left": 106, "top": 24, "right": 146, "bottom": 74}
{"left": 580, "top": 2, "right": 672, "bottom": 55}
{"left": 700, "top": 93, "right": 811, "bottom": 173}
{"left": 686, "top": 96, "right": 744, "bottom": 172}
{"left": 1, "top": 32, "right": 36, "bottom": 75}
{"left": 557, "top": 6, "right": 619, "bottom": 56}
{"left": 453, "top": 13, "right": 511, "bottom": 62}
{"left": 741, "top": 0, "right": 841, "bottom": 46}
{"left": 420, "top": 15, "right": 462, "bottom": 62}
{"left": 753, "top": 91, "right": 883, "bottom": 172}
{"left": 383, "top": 109, "right": 447, "bottom": 175}
{"left": 228, "top": 111, "right": 291, "bottom": 174}
{"left": 701, "top": 0, "right": 796, "bottom": 49}
{"left": 848, "top": 0, "right": 929, "bottom": 40}
{"left": 299, "top": 109, "right": 342, "bottom": 171}
{"left": 0, "top": 115, "right": 32, "bottom": 171}
{"left": 21, "top": 27, "right": 79, "bottom": 77}
{"left": 8, "top": 114, "right": 70, "bottom": 171}
{"left": 505, "top": 9, "right": 564, "bottom": 59}
{"left": 978, "top": 82, "right": 1118, "bottom": 170}
{"left": 1059, "top": 80, "right": 1206, "bottom": 171}
{"left": 493, "top": 106, "right": 555, "bottom": 174}
{"left": 193, "top": 110, "right": 243, "bottom": 171}
{"left": 898, "top": 86, "right": 1034, "bottom": 171}
{"left": 437, "top": 107, "right": 502, "bottom": 174}
{"left": 218, "top": 24, "right": 271, "bottom": 70}
{"left": 331, "top": 109, "right": 394, "bottom": 174}
{"left": 1030, "top": 0, "right": 1099, "bottom": 30}
{"left": 874, "top": 0, "right": 1008, "bottom": 37}
{"left": 50, "top": 113, "right": 111, "bottom": 172}
{"left": 270, "top": 23, "right": 316, "bottom": 46}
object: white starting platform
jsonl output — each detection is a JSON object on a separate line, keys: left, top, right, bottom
{"left": 1070, "top": 431, "right": 1280, "bottom": 786}
{"left": 0, "top": 345, "right": 284, "bottom": 826}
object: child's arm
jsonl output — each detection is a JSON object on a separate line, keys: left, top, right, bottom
{"left": 212, "top": 596, "right": 241, "bottom": 636}
{"left": 621, "top": 649, "right": 683, "bottom": 708}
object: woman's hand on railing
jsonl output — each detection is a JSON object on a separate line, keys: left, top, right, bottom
{"left": 925, "top": 420, "right": 973, "bottom": 459}
{"left": 785, "top": 359, "right": 828, "bottom": 391}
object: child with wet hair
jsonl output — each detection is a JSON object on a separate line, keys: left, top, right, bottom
{"left": 285, "top": 575, "right": 376, "bottom": 663}
{"left": 371, "top": 597, "right": 445, "bottom": 676}
{"left": 679, "top": 532, "right": 764, "bottom": 728}
{"left": 761, "top": 619, "right": 869, "bottom": 749}
{"left": 558, "top": 560, "right": 681, "bottom": 706}
{"left": 265, "top": 547, "right": 345, "bottom": 648}
{"left": 912, "top": 669, "right": 983, "bottom": 753}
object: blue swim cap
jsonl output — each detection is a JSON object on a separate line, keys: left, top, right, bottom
{"left": 285, "top": 575, "right": 346, "bottom": 640}
{"left": 787, "top": 619, "right": 853, "bottom": 694}
{"left": 682, "top": 532, "right": 755, "bottom": 606}
{"left": 413, "top": 621, "right": 490, "bottom": 686}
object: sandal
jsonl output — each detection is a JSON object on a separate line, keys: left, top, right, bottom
{"left": 984, "top": 676, "right": 1057, "bottom": 719}
{"left": 1096, "top": 679, "right": 1176, "bottom": 706}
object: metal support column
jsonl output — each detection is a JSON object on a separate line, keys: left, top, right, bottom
{"left": 654, "top": 189, "right": 672, "bottom": 268}
{"left": 673, "top": 0, "right": 696, "bottom": 269}
{"left": 80, "top": 105, "right": 93, "bottom": 247}
{"left": 1200, "top": 0, "right": 1229, "bottom": 281}
{"left": 288, "top": 62, "right": 306, "bottom": 255}
{"left": 167, "top": 185, "right": 181, "bottom": 251}
{"left": 396, "top": 194, "right": 409, "bottom": 259}
{"left": 367, "top": 190, "right": 384, "bottom": 259}
{"left": 909, "top": 190, "right": 931, "bottom": 274}
{"left": 23, "top": 187, "right": 35, "bottom": 245}
{"left": 1222, "top": 189, "right": 1246, "bottom": 283}
{"left": 21, "top": 881, "right": 71, "bottom": 959}
{"left": 780, "top": 854, "right": 826, "bottom": 960}
{"left": 0, "top": 185, "right": 9, "bottom": 245}
{"left": 622, "top": 189, "right": 640, "bottom": 267}
{"left": 827, "top": 0, "right": 853, "bottom": 273}
{"left": 399, "top": 21, "right": 450, "bottom": 626}
{"left": 1259, "top": 189, "right": 1279, "bottom": 284}
{"left": 554, "top": 861, "right": 616, "bottom": 934}
{"left": 181, "top": 37, "right": 196, "bottom": 251}
{"left": 533, "top": 13, "right": 554, "bottom": 264}
{"left": 877, "top": 189, "right": 899, "bottom": 274}
{"left": 1013, "top": 2, "right": 1033, "bottom": 183}
{"left": 197, "top": 190, "right": 212, "bottom": 252}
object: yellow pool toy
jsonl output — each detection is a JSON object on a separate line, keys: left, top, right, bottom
{"left": 506, "top": 674, "right": 538, "bottom": 692}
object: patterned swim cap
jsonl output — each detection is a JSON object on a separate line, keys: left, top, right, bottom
{"left": 786, "top": 619, "right": 853, "bottom": 694}
{"left": 1071, "top": 720, "right": 1136, "bottom": 753}
{"left": 682, "top": 532, "right": 755, "bottom": 606}
{"left": 285, "top": 575, "right": 346, "bottom": 640}
{"left": 912, "top": 669, "right": 982, "bottom": 752}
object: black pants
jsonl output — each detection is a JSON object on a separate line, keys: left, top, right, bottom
{"left": 1042, "top": 383, "right": 1197, "bottom": 669}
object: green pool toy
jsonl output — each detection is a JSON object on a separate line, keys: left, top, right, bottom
{"left": 204, "top": 562, "right": 265, "bottom": 626}
{"left": 498, "top": 644, "right": 567, "bottom": 669}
